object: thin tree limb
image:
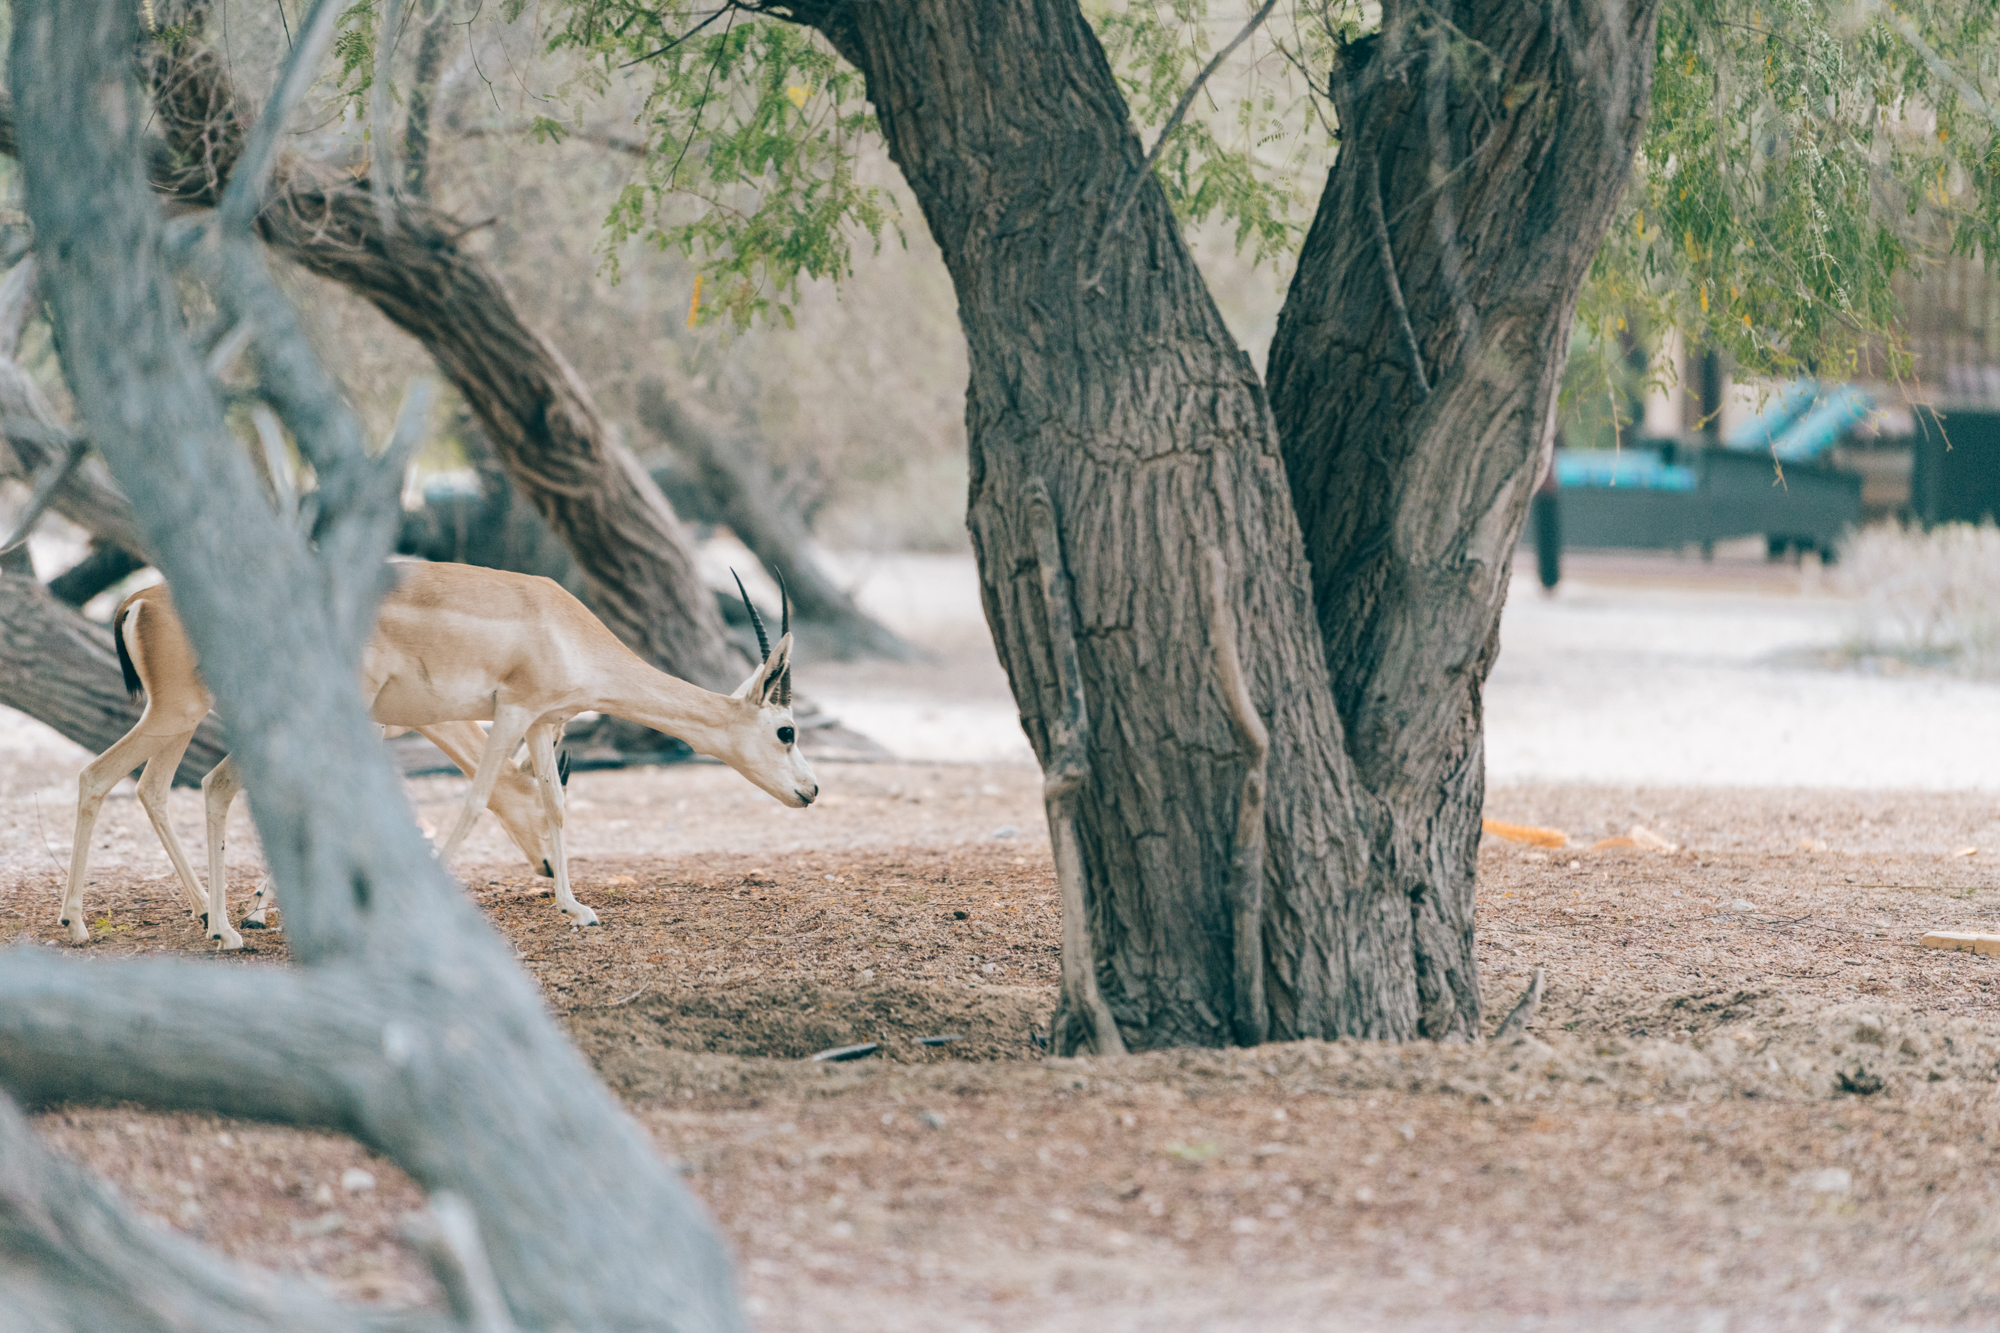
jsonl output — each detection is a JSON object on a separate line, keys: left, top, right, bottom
{"left": 1871, "top": 3, "right": 2000, "bottom": 131}
{"left": 1366, "top": 157, "right": 1430, "bottom": 400}
{"left": 371, "top": 0, "right": 406, "bottom": 237}
{"left": 0, "top": 437, "right": 86, "bottom": 556}
{"left": 1026, "top": 476, "right": 1125, "bottom": 1058}
{"left": 1492, "top": 965, "right": 1545, "bottom": 1042}
{"left": 215, "top": 0, "right": 341, "bottom": 233}
{"left": 1084, "top": 0, "right": 1278, "bottom": 290}
{"left": 1203, "top": 547, "right": 1268, "bottom": 1048}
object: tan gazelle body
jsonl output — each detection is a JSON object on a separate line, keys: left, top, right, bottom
{"left": 63, "top": 561, "right": 816, "bottom": 949}
{"left": 64, "top": 581, "right": 557, "bottom": 949}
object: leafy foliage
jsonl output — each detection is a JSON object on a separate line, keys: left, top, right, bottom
{"left": 1578, "top": 0, "right": 2000, "bottom": 398}
{"left": 538, "top": 2, "right": 1337, "bottom": 323}
{"left": 543, "top": 4, "right": 896, "bottom": 326}
{"left": 408, "top": 0, "right": 1999, "bottom": 366}
{"left": 1084, "top": 1, "right": 1341, "bottom": 263}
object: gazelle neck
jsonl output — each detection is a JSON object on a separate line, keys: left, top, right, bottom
{"left": 596, "top": 655, "right": 740, "bottom": 756}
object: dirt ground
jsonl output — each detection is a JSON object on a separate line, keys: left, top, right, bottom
{"left": 8, "top": 763, "right": 2000, "bottom": 1331}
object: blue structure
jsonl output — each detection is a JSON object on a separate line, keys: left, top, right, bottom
{"left": 1723, "top": 379, "right": 1875, "bottom": 462}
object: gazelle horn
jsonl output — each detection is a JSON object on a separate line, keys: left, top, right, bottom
{"left": 731, "top": 569, "right": 770, "bottom": 661}
{"left": 775, "top": 569, "right": 792, "bottom": 707}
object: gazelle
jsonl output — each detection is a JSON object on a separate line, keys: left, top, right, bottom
{"left": 65, "top": 581, "right": 560, "bottom": 950}
{"left": 66, "top": 560, "right": 815, "bottom": 948}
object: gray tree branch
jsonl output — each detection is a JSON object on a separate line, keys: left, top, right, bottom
{"left": 0, "top": 1089, "right": 449, "bottom": 1333}
{"left": 5, "top": 5, "right": 745, "bottom": 1329}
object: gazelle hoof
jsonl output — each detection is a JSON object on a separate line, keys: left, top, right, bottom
{"left": 63, "top": 919, "right": 89, "bottom": 946}
{"left": 212, "top": 929, "right": 244, "bottom": 952}
{"left": 240, "top": 917, "right": 268, "bottom": 930}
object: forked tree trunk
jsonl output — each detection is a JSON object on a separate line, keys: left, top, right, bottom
{"left": 780, "top": 0, "right": 1659, "bottom": 1048}
{"left": 795, "top": 1, "right": 1369, "bottom": 1051}
{"left": 1265, "top": 6, "right": 1660, "bottom": 1038}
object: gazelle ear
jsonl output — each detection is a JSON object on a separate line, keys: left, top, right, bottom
{"left": 729, "top": 632, "right": 794, "bottom": 704}
{"left": 758, "top": 632, "right": 794, "bottom": 706}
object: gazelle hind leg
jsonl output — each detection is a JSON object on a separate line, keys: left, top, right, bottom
{"left": 199, "top": 757, "right": 247, "bottom": 949}
{"left": 64, "top": 726, "right": 186, "bottom": 945}
{"left": 435, "top": 707, "right": 535, "bottom": 868}
{"left": 528, "top": 723, "right": 595, "bottom": 927}
{"left": 133, "top": 733, "right": 206, "bottom": 919}
{"left": 244, "top": 875, "right": 276, "bottom": 926}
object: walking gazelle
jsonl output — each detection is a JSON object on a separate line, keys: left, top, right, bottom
{"left": 64, "top": 562, "right": 815, "bottom": 948}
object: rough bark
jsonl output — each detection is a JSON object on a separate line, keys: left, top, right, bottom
{"left": 779, "top": 0, "right": 1370, "bottom": 1050}
{"left": 3, "top": 5, "right": 742, "bottom": 1328}
{"left": 0, "top": 574, "right": 226, "bottom": 785}
{"left": 764, "top": 0, "right": 1660, "bottom": 1047}
{"left": 634, "top": 377, "right": 913, "bottom": 660}
{"left": 1265, "top": 3, "right": 1661, "bottom": 1038}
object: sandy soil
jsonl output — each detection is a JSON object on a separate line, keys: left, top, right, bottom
{"left": 9, "top": 763, "right": 2000, "bottom": 1332}
{"left": 9, "top": 547, "right": 2000, "bottom": 1329}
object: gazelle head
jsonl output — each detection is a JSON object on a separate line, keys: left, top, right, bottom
{"left": 718, "top": 572, "right": 818, "bottom": 809}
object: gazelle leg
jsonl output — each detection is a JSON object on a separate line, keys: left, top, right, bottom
{"left": 528, "top": 722, "right": 595, "bottom": 927}
{"left": 209, "top": 755, "right": 278, "bottom": 926}
{"left": 244, "top": 874, "right": 276, "bottom": 927}
{"left": 435, "top": 707, "right": 535, "bottom": 868}
{"left": 64, "top": 725, "right": 184, "bottom": 945}
{"left": 132, "top": 733, "right": 205, "bottom": 917}
{"left": 415, "top": 721, "right": 557, "bottom": 879}
{"left": 199, "top": 757, "right": 247, "bottom": 949}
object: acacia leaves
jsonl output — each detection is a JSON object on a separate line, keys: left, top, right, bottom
{"left": 544, "top": 1, "right": 1333, "bottom": 323}
{"left": 546, "top": 4, "right": 894, "bottom": 326}
{"left": 1085, "top": 1, "right": 1338, "bottom": 264}
{"left": 1583, "top": 0, "right": 2000, "bottom": 384}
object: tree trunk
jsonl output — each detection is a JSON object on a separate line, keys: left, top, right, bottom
{"left": 1264, "top": 5, "right": 1661, "bottom": 1038}
{"left": 790, "top": 1, "right": 1370, "bottom": 1051}
{"left": 0, "top": 574, "right": 227, "bottom": 785}
{"left": 2, "top": 5, "right": 742, "bottom": 1327}
{"left": 634, "top": 377, "right": 914, "bottom": 661}
{"left": 778, "top": 0, "right": 1659, "bottom": 1048}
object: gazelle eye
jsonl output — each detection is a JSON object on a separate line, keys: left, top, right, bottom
{"left": 777, "top": 726, "right": 795, "bottom": 746}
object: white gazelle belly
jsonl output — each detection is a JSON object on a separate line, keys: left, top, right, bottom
{"left": 362, "top": 640, "right": 507, "bottom": 727}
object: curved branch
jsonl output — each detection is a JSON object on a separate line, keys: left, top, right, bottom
{"left": 0, "top": 1091, "right": 448, "bottom": 1333}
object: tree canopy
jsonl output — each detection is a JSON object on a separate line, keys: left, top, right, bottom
{"left": 341, "top": 0, "right": 2000, "bottom": 380}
